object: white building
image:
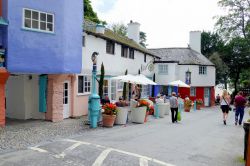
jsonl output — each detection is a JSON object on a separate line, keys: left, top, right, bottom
{"left": 72, "top": 20, "right": 160, "bottom": 117}
{"left": 150, "top": 31, "right": 216, "bottom": 106}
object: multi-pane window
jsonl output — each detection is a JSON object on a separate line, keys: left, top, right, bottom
{"left": 106, "top": 40, "right": 115, "bottom": 54}
{"left": 190, "top": 87, "right": 196, "bottom": 96}
{"left": 103, "top": 80, "right": 109, "bottom": 97}
{"left": 78, "top": 75, "right": 91, "bottom": 94}
{"left": 121, "top": 45, "right": 128, "bottom": 58}
{"left": 111, "top": 80, "right": 116, "bottom": 101}
{"left": 129, "top": 48, "right": 134, "bottom": 59}
{"left": 158, "top": 64, "right": 168, "bottom": 74}
{"left": 23, "top": 8, "right": 54, "bottom": 32}
{"left": 199, "top": 66, "right": 207, "bottom": 75}
{"left": 117, "top": 81, "right": 123, "bottom": 90}
{"left": 141, "top": 85, "right": 150, "bottom": 98}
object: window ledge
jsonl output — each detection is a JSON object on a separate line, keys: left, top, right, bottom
{"left": 21, "top": 27, "right": 55, "bottom": 35}
{"left": 77, "top": 93, "right": 91, "bottom": 96}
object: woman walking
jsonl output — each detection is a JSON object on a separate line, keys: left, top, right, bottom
{"left": 220, "top": 89, "right": 231, "bottom": 125}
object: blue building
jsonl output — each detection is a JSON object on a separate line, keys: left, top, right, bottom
{"left": 0, "top": 0, "right": 83, "bottom": 124}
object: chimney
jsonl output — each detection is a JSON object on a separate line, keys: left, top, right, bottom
{"left": 127, "top": 20, "right": 140, "bottom": 43}
{"left": 189, "top": 31, "right": 201, "bottom": 53}
{"left": 96, "top": 24, "right": 105, "bottom": 34}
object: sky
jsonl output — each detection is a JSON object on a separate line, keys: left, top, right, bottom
{"left": 91, "top": 0, "right": 225, "bottom": 48}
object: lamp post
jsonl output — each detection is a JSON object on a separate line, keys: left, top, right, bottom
{"left": 88, "top": 52, "right": 101, "bottom": 128}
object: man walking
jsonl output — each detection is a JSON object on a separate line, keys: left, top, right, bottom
{"left": 170, "top": 92, "right": 178, "bottom": 123}
{"left": 234, "top": 91, "right": 247, "bottom": 125}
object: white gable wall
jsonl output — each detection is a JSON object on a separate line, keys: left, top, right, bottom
{"left": 155, "top": 63, "right": 178, "bottom": 85}
{"left": 178, "top": 65, "right": 215, "bottom": 87}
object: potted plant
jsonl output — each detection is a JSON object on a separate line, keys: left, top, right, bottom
{"left": 115, "top": 100, "right": 129, "bottom": 125}
{"left": 196, "top": 99, "right": 203, "bottom": 110}
{"left": 102, "top": 103, "right": 117, "bottom": 127}
{"left": 131, "top": 100, "right": 148, "bottom": 124}
{"left": 184, "top": 99, "right": 193, "bottom": 112}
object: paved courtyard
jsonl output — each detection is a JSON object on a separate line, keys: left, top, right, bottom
{"left": 0, "top": 106, "right": 247, "bottom": 166}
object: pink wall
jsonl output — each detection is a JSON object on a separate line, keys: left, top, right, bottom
{"left": 46, "top": 74, "right": 74, "bottom": 122}
{"left": 72, "top": 76, "right": 88, "bottom": 117}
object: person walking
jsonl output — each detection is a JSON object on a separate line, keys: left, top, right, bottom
{"left": 220, "top": 89, "right": 231, "bottom": 125}
{"left": 170, "top": 92, "right": 178, "bottom": 123}
{"left": 234, "top": 91, "right": 247, "bottom": 125}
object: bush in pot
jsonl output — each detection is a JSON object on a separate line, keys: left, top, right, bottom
{"left": 196, "top": 99, "right": 203, "bottom": 110}
{"left": 102, "top": 103, "right": 117, "bottom": 127}
{"left": 184, "top": 99, "right": 193, "bottom": 112}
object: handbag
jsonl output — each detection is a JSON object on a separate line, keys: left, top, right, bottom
{"left": 222, "top": 97, "right": 232, "bottom": 111}
{"left": 177, "top": 111, "right": 181, "bottom": 121}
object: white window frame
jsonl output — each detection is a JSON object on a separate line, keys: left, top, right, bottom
{"left": 199, "top": 66, "right": 207, "bottom": 75}
{"left": 158, "top": 64, "right": 168, "bottom": 75}
{"left": 23, "top": 8, "right": 54, "bottom": 33}
{"left": 111, "top": 80, "right": 117, "bottom": 101}
{"left": 141, "top": 85, "right": 150, "bottom": 98}
{"left": 77, "top": 75, "right": 91, "bottom": 95}
{"left": 190, "top": 87, "right": 196, "bottom": 96}
{"left": 117, "top": 81, "right": 123, "bottom": 91}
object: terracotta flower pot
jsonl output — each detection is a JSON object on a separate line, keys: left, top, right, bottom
{"left": 184, "top": 107, "right": 191, "bottom": 112}
{"left": 197, "top": 105, "right": 201, "bottom": 110}
{"left": 102, "top": 114, "right": 116, "bottom": 127}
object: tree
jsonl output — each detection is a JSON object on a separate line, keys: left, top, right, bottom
{"left": 84, "top": 0, "right": 106, "bottom": 24}
{"left": 122, "top": 70, "right": 128, "bottom": 100}
{"left": 215, "top": 0, "right": 250, "bottom": 40}
{"left": 111, "top": 23, "right": 148, "bottom": 47}
{"left": 201, "top": 31, "right": 225, "bottom": 58}
{"left": 208, "top": 52, "right": 229, "bottom": 87}
{"left": 139, "top": 31, "right": 147, "bottom": 47}
{"left": 98, "top": 62, "right": 105, "bottom": 98}
{"left": 111, "top": 23, "right": 127, "bottom": 36}
{"left": 221, "top": 37, "right": 250, "bottom": 93}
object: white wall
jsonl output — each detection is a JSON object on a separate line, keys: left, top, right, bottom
{"left": 82, "top": 33, "right": 154, "bottom": 76}
{"left": 177, "top": 65, "right": 215, "bottom": 86}
{"left": 155, "top": 63, "right": 178, "bottom": 85}
{"left": 6, "top": 75, "right": 45, "bottom": 120}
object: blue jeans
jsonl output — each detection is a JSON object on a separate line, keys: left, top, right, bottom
{"left": 235, "top": 107, "right": 244, "bottom": 125}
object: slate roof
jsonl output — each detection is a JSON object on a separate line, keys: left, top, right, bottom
{"left": 84, "top": 20, "right": 160, "bottom": 58}
{"left": 149, "top": 48, "right": 214, "bottom": 66}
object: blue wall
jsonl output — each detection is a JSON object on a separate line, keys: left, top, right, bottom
{"left": 4, "top": 0, "right": 83, "bottom": 74}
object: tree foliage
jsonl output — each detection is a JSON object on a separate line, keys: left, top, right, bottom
{"left": 215, "top": 0, "right": 250, "bottom": 40}
{"left": 84, "top": 0, "right": 106, "bottom": 24}
{"left": 122, "top": 70, "right": 128, "bottom": 100}
{"left": 98, "top": 62, "right": 105, "bottom": 98}
{"left": 111, "top": 23, "right": 148, "bottom": 47}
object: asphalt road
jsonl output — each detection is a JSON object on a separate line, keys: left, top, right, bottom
{"left": 0, "top": 106, "right": 246, "bottom": 166}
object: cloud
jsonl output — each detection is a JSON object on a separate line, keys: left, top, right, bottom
{"left": 91, "top": 0, "right": 224, "bottom": 48}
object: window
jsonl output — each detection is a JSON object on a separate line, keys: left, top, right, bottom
{"left": 121, "top": 45, "right": 128, "bottom": 58}
{"left": 78, "top": 75, "right": 91, "bottom": 94}
{"left": 144, "top": 54, "right": 146, "bottom": 63}
{"left": 117, "top": 81, "right": 123, "bottom": 90}
{"left": 106, "top": 40, "right": 115, "bottom": 54}
{"left": 141, "top": 85, "right": 150, "bottom": 98}
{"left": 103, "top": 80, "right": 109, "bottom": 97}
{"left": 111, "top": 80, "right": 116, "bottom": 101}
{"left": 158, "top": 64, "right": 168, "bottom": 74}
{"left": 82, "top": 36, "right": 85, "bottom": 47}
{"left": 190, "top": 87, "right": 196, "bottom": 96}
{"left": 199, "top": 66, "right": 207, "bottom": 75}
{"left": 23, "top": 8, "right": 54, "bottom": 32}
{"left": 129, "top": 48, "right": 134, "bottom": 59}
